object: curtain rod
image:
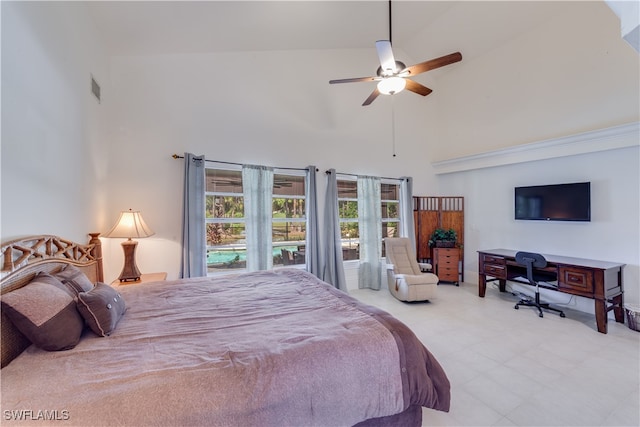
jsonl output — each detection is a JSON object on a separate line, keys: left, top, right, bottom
{"left": 326, "top": 170, "right": 408, "bottom": 182}
{"left": 171, "top": 154, "right": 315, "bottom": 172}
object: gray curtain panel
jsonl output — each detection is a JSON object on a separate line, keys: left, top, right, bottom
{"left": 322, "top": 169, "right": 347, "bottom": 291}
{"left": 357, "top": 175, "right": 382, "bottom": 290}
{"left": 399, "top": 176, "right": 416, "bottom": 252}
{"left": 180, "top": 153, "right": 206, "bottom": 278}
{"left": 242, "top": 164, "right": 274, "bottom": 272}
{"left": 305, "top": 166, "right": 322, "bottom": 278}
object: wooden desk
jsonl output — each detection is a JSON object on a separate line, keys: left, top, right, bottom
{"left": 478, "top": 249, "right": 624, "bottom": 334}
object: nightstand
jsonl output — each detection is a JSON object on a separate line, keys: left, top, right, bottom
{"left": 111, "top": 272, "right": 167, "bottom": 286}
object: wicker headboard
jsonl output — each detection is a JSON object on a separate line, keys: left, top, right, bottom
{"left": 0, "top": 234, "right": 103, "bottom": 368}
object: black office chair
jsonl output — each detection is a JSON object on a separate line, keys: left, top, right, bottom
{"left": 514, "top": 251, "right": 565, "bottom": 318}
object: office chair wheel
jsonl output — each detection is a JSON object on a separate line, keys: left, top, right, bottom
{"left": 560, "top": 312, "right": 566, "bottom": 318}
{"left": 514, "top": 304, "right": 519, "bottom": 310}
{"left": 539, "top": 312, "right": 544, "bottom": 318}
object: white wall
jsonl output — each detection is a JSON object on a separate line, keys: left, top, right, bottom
{"left": 1, "top": 2, "right": 110, "bottom": 243}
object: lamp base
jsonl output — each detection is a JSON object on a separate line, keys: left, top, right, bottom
{"left": 118, "top": 239, "right": 142, "bottom": 282}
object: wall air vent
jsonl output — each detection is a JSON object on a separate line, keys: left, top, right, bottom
{"left": 91, "top": 74, "right": 101, "bottom": 103}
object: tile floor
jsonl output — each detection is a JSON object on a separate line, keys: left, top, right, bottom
{"left": 350, "top": 281, "right": 640, "bottom": 426}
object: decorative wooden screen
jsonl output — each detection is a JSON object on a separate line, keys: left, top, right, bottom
{"left": 413, "top": 196, "right": 464, "bottom": 281}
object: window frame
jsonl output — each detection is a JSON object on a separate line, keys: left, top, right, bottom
{"left": 205, "top": 166, "right": 246, "bottom": 274}
{"left": 336, "top": 176, "right": 401, "bottom": 261}
{"left": 204, "top": 165, "right": 309, "bottom": 274}
{"left": 272, "top": 170, "right": 307, "bottom": 267}
{"left": 381, "top": 181, "right": 400, "bottom": 240}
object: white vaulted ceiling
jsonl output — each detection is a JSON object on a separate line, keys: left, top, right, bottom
{"left": 86, "top": 1, "right": 580, "bottom": 64}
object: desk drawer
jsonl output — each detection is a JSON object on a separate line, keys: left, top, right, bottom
{"left": 482, "top": 255, "right": 505, "bottom": 265}
{"left": 483, "top": 263, "right": 506, "bottom": 279}
{"left": 558, "top": 266, "right": 593, "bottom": 296}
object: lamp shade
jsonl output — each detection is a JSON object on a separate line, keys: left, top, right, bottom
{"left": 377, "top": 76, "right": 407, "bottom": 95}
{"left": 103, "top": 209, "right": 155, "bottom": 239}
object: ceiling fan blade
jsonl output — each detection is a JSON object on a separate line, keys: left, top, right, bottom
{"left": 375, "top": 40, "right": 397, "bottom": 75}
{"left": 404, "top": 52, "right": 462, "bottom": 76}
{"left": 362, "top": 88, "right": 380, "bottom": 106}
{"left": 405, "top": 79, "right": 433, "bottom": 97}
{"left": 329, "top": 77, "right": 377, "bottom": 84}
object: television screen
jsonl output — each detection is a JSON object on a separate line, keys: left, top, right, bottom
{"left": 515, "top": 182, "right": 591, "bottom": 221}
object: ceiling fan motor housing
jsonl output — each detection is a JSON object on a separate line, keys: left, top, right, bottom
{"left": 377, "top": 61, "right": 407, "bottom": 77}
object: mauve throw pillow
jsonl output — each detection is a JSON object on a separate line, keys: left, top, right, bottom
{"left": 76, "top": 283, "right": 126, "bottom": 336}
{"left": 55, "top": 264, "right": 94, "bottom": 295}
{"left": 1, "top": 272, "right": 84, "bottom": 351}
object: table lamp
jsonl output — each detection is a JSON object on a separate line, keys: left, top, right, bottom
{"left": 104, "top": 209, "right": 155, "bottom": 282}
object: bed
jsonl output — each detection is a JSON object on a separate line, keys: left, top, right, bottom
{"left": 1, "top": 234, "right": 450, "bottom": 426}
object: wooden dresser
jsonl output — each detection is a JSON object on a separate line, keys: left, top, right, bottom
{"left": 433, "top": 247, "right": 460, "bottom": 285}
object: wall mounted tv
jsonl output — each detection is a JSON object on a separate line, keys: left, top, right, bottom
{"left": 514, "top": 182, "right": 591, "bottom": 222}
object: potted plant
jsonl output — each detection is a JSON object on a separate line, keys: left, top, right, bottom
{"left": 428, "top": 228, "right": 457, "bottom": 248}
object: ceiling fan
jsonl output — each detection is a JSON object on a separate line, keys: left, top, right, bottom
{"left": 329, "top": 1, "right": 462, "bottom": 106}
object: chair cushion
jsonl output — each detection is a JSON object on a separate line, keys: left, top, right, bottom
{"left": 385, "top": 239, "right": 422, "bottom": 275}
{"left": 396, "top": 273, "right": 439, "bottom": 285}
{"left": 389, "top": 275, "right": 438, "bottom": 302}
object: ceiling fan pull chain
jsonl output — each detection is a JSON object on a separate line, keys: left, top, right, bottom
{"left": 391, "top": 95, "right": 397, "bottom": 158}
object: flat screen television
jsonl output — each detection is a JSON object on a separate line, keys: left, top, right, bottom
{"left": 514, "top": 182, "right": 591, "bottom": 222}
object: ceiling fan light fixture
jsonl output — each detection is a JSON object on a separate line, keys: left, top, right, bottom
{"left": 377, "top": 76, "right": 406, "bottom": 95}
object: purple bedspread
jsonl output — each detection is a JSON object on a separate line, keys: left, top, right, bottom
{"left": 1, "top": 269, "right": 449, "bottom": 426}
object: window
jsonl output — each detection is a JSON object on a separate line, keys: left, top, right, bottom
{"left": 337, "top": 180, "right": 359, "bottom": 260}
{"left": 205, "top": 167, "right": 307, "bottom": 273}
{"left": 273, "top": 172, "right": 306, "bottom": 266}
{"left": 337, "top": 178, "right": 400, "bottom": 260}
{"left": 205, "top": 168, "right": 245, "bottom": 273}
{"left": 381, "top": 182, "right": 400, "bottom": 240}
